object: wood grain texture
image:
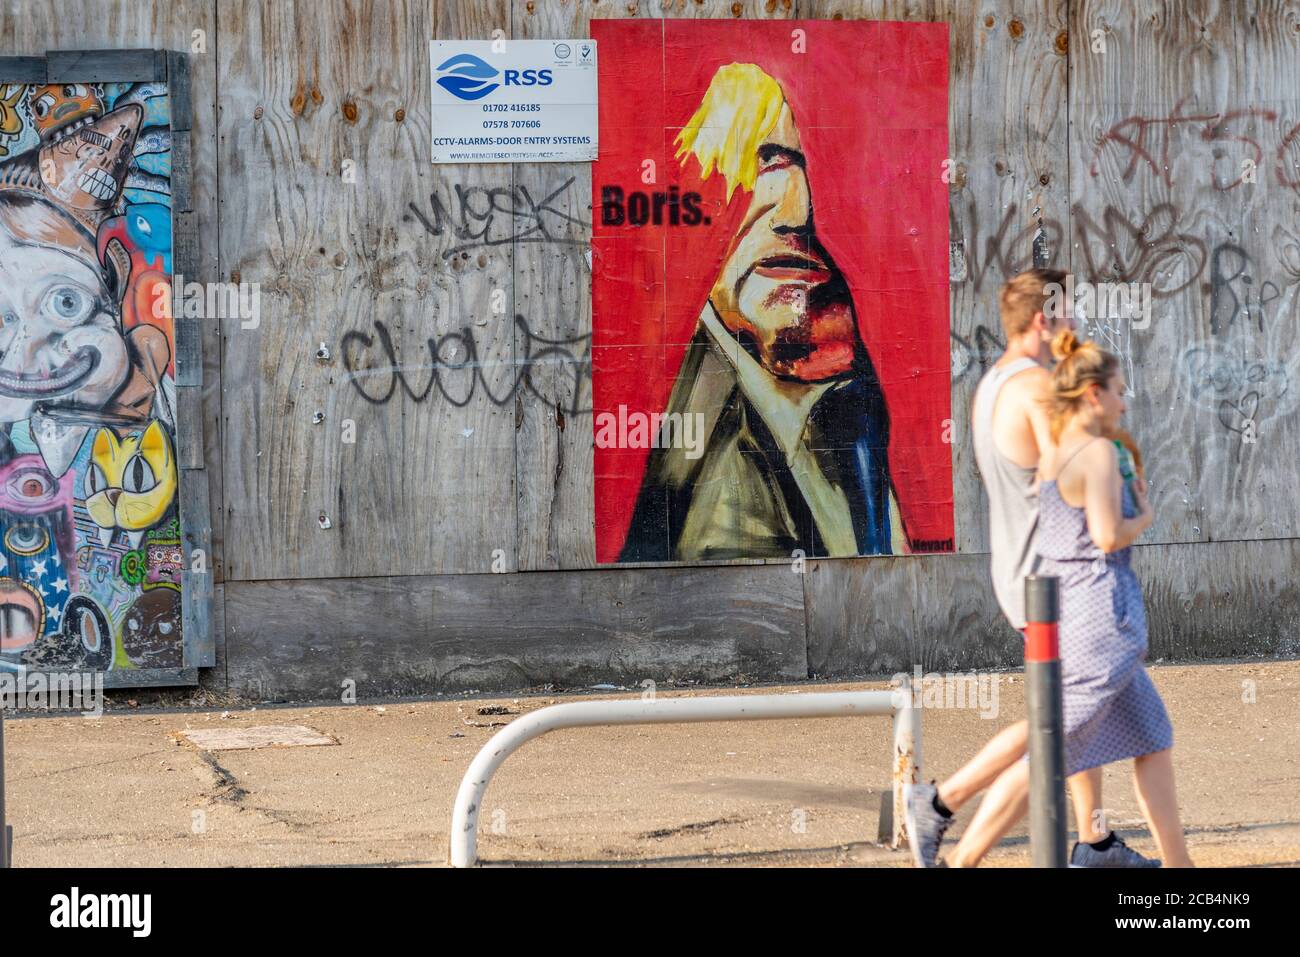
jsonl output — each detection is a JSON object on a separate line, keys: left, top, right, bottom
{"left": 46, "top": 47, "right": 165, "bottom": 82}
{"left": 1134, "top": 537, "right": 1300, "bottom": 660}
{"left": 181, "top": 468, "right": 216, "bottom": 667}
{"left": 101, "top": 668, "right": 198, "bottom": 689}
{"left": 803, "top": 555, "right": 918, "bottom": 676}
{"left": 174, "top": 316, "right": 202, "bottom": 387}
{"left": 219, "top": 0, "right": 518, "bottom": 580}
{"left": 176, "top": 383, "right": 205, "bottom": 469}
{"left": 198, "top": 581, "right": 227, "bottom": 691}
{"left": 1066, "top": 0, "right": 1300, "bottom": 545}
{"left": 166, "top": 48, "right": 192, "bottom": 131}
{"left": 1205, "top": 0, "right": 1300, "bottom": 540}
{"left": 0, "top": 56, "right": 46, "bottom": 81}
{"left": 169, "top": 128, "right": 192, "bottom": 212}
{"left": 225, "top": 563, "right": 806, "bottom": 696}
{"left": 805, "top": 552, "right": 1020, "bottom": 676}
{"left": 511, "top": 1, "right": 600, "bottom": 572}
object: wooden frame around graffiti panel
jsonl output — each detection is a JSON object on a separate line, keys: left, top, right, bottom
{"left": 0, "top": 49, "right": 210, "bottom": 688}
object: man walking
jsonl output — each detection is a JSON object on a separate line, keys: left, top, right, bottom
{"left": 905, "top": 269, "right": 1159, "bottom": 868}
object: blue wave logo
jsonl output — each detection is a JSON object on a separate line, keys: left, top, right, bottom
{"left": 435, "top": 53, "right": 500, "bottom": 101}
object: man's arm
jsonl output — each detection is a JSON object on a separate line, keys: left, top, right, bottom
{"left": 990, "top": 365, "right": 1053, "bottom": 468}
{"left": 1018, "top": 366, "right": 1055, "bottom": 463}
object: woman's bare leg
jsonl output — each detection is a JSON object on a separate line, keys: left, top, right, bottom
{"left": 1133, "top": 748, "right": 1193, "bottom": 867}
{"left": 947, "top": 760, "right": 1030, "bottom": 867}
{"left": 946, "top": 764, "right": 1105, "bottom": 866}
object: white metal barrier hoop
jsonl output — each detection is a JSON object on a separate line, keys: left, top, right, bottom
{"left": 449, "top": 680, "right": 921, "bottom": 867}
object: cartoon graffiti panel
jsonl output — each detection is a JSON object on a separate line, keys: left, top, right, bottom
{"left": 0, "top": 80, "right": 182, "bottom": 673}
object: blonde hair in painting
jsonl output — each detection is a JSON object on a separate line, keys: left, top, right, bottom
{"left": 674, "top": 63, "right": 785, "bottom": 202}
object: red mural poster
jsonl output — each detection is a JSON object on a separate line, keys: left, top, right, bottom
{"left": 591, "top": 19, "right": 952, "bottom": 565}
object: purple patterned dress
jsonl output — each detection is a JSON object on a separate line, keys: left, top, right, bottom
{"left": 1036, "top": 471, "right": 1173, "bottom": 775}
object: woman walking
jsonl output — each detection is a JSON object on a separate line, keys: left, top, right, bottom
{"left": 1035, "top": 329, "right": 1193, "bottom": 868}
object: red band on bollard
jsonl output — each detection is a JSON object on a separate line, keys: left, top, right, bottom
{"left": 1024, "top": 622, "right": 1059, "bottom": 662}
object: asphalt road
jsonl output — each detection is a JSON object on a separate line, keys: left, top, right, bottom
{"left": 3, "top": 659, "right": 1297, "bottom": 867}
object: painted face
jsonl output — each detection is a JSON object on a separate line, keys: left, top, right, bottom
{"left": 120, "top": 588, "right": 181, "bottom": 669}
{"left": 0, "top": 224, "right": 130, "bottom": 423}
{"left": 28, "top": 84, "right": 104, "bottom": 142}
{"left": 0, "top": 455, "right": 76, "bottom": 654}
{"left": 36, "top": 103, "right": 141, "bottom": 214}
{"left": 85, "top": 421, "right": 178, "bottom": 547}
{"left": 709, "top": 104, "right": 857, "bottom": 382}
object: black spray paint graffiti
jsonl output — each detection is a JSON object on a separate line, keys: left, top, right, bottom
{"left": 955, "top": 200, "right": 1208, "bottom": 296}
{"left": 1196, "top": 241, "right": 1293, "bottom": 446}
{"left": 950, "top": 324, "right": 1006, "bottom": 381}
{"left": 340, "top": 314, "right": 592, "bottom": 416}
{"left": 1208, "top": 243, "right": 1282, "bottom": 337}
{"left": 404, "top": 177, "right": 591, "bottom": 260}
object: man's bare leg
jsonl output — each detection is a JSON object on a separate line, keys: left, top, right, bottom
{"left": 936, "top": 721, "right": 1027, "bottom": 810}
{"left": 947, "top": 760, "right": 1029, "bottom": 867}
{"left": 910, "top": 722, "right": 1104, "bottom": 867}
{"left": 1069, "top": 766, "right": 1107, "bottom": 843}
{"left": 946, "top": 765, "right": 1103, "bottom": 867}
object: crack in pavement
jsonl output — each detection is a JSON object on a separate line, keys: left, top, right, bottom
{"left": 637, "top": 816, "right": 747, "bottom": 840}
{"left": 195, "top": 750, "right": 249, "bottom": 805}
{"left": 18, "top": 746, "right": 176, "bottom": 780}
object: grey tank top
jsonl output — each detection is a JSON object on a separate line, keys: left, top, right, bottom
{"left": 972, "top": 358, "right": 1041, "bottom": 629}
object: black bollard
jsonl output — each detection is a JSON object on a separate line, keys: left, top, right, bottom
{"left": 0, "top": 695, "right": 7, "bottom": 868}
{"left": 1025, "top": 574, "right": 1066, "bottom": 868}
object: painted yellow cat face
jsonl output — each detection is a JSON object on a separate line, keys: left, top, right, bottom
{"left": 85, "top": 421, "right": 176, "bottom": 546}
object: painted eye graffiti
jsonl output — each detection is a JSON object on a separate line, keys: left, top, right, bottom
{"left": 4, "top": 524, "right": 50, "bottom": 555}
{"left": 9, "top": 467, "right": 54, "bottom": 501}
{"left": 5, "top": 465, "right": 56, "bottom": 504}
{"left": 43, "top": 285, "right": 93, "bottom": 323}
{"left": 85, "top": 463, "right": 107, "bottom": 497}
{"left": 33, "top": 93, "right": 54, "bottom": 118}
{"left": 122, "top": 454, "right": 157, "bottom": 494}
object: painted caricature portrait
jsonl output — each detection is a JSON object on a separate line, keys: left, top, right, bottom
{"left": 592, "top": 21, "right": 953, "bottom": 565}
{"left": 0, "top": 82, "right": 182, "bottom": 673}
{"left": 619, "top": 64, "right": 899, "bottom": 562}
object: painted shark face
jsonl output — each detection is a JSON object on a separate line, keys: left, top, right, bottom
{"left": 36, "top": 103, "right": 141, "bottom": 215}
{"left": 0, "top": 227, "right": 130, "bottom": 423}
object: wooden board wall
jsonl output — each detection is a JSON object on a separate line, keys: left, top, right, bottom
{"left": 17, "top": 1, "right": 1300, "bottom": 692}
{"left": 209, "top": 0, "right": 1085, "bottom": 582}
{"left": 1071, "top": 1, "right": 1300, "bottom": 545}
